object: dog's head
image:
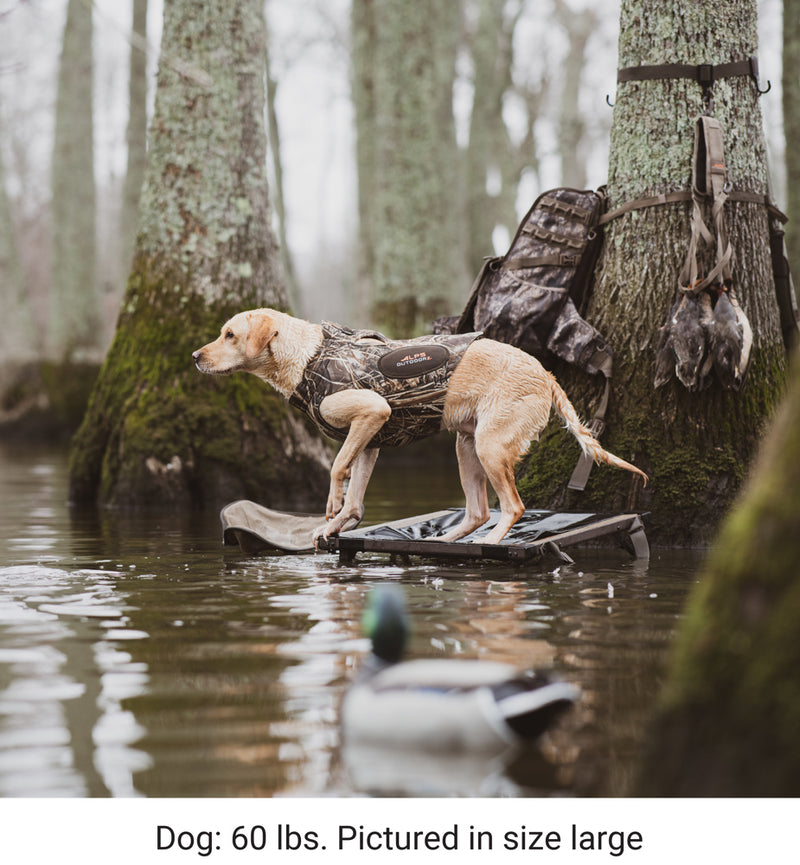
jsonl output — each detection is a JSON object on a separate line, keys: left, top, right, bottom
{"left": 192, "top": 309, "right": 280, "bottom": 376}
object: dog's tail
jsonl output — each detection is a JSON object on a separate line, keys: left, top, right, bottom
{"left": 550, "top": 380, "right": 648, "bottom": 485}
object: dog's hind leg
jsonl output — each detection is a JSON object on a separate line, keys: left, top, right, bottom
{"left": 435, "top": 432, "right": 491, "bottom": 541}
{"left": 472, "top": 416, "right": 533, "bottom": 545}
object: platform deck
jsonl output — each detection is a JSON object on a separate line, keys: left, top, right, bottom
{"left": 318, "top": 507, "right": 649, "bottom": 564}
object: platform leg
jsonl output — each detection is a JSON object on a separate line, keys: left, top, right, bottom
{"left": 626, "top": 516, "right": 650, "bottom": 559}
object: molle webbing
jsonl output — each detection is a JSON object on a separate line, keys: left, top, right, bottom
{"left": 289, "top": 324, "right": 483, "bottom": 448}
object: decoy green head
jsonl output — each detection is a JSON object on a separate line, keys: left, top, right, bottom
{"left": 362, "top": 585, "right": 409, "bottom": 664}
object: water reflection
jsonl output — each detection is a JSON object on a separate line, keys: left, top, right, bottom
{"left": 0, "top": 564, "right": 148, "bottom": 796}
{"left": 0, "top": 442, "right": 701, "bottom": 797}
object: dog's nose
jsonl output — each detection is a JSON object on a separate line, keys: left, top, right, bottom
{"left": 192, "top": 350, "right": 201, "bottom": 362}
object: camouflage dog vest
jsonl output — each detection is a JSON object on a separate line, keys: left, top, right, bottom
{"left": 289, "top": 323, "right": 483, "bottom": 447}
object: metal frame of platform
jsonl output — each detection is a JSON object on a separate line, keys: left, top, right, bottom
{"left": 317, "top": 508, "right": 649, "bottom": 565}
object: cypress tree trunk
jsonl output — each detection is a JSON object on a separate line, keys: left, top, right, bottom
{"left": 50, "top": 0, "right": 99, "bottom": 361}
{"left": 517, "top": 0, "right": 787, "bottom": 544}
{"left": 554, "top": 0, "right": 594, "bottom": 189}
{"left": 69, "top": 0, "right": 330, "bottom": 510}
{"left": 369, "top": 0, "right": 466, "bottom": 336}
{"left": 0, "top": 110, "right": 33, "bottom": 367}
{"left": 265, "top": 39, "right": 300, "bottom": 315}
{"left": 350, "top": 0, "right": 377, "bottom": 327}
{"left": 785, "top": 0, "right": 800, "bottom": 273}
{"left": 637, "top": 350, "right": 800, "bottom": 795}
{"left": 120, "top": 0, "right": 148, "bottom": 272}
{"left": 463, "top": 0, "right": 519, "bottom": 278}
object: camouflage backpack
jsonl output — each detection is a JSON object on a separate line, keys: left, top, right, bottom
{"left": 434, "top": 187, "right": 611, "bottom": 490}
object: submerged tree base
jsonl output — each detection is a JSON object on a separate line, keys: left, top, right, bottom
{"left": 636, "top": 352, "right": 800, "bottom": 796}
{"left": 69, "top": 257, "right": 331, "bottom": 511}
{"left": 0, "top": 360, "right": 99, "bottom": 442}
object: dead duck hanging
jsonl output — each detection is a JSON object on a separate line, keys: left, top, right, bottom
{"left": 654, "top": 115, "right": 753, "bottom": 392}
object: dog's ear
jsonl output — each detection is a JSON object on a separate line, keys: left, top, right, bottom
{"left": 245, "top": 313, "right": 278, "bottom": 359}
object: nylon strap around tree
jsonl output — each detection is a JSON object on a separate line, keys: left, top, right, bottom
{"left": 598, "top": 190, "right": 786, "bottom": 226}
{"left": 616, "top": 57, "right": 762, "bottom": 89}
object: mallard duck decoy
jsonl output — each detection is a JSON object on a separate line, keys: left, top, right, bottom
{"left": 342, "top": 585, "right": 580, "bottom": 752}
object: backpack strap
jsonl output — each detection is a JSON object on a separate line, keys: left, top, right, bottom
{"left": 567, "top": 349, "right": 613, "bottom": 491}
{"left": 505, "top": 256, "right": 580, "bottom": 270}
{"left": 769, "top": 220, "right": 800, "bottom": 352}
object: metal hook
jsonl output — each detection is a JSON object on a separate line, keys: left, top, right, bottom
{"left": 756, "top": 78, "right": 772, "bottom": 96}
{"left": 702, "top": 86, "right": 714, "bottom": 116}
{"left": 605, "top": 93, "right": 615, "bottom": 108}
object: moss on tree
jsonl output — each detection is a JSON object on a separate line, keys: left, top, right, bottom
{"left": 69, "top": 257, "right": 329, "bottom": 509}
{"left": 637, "top": 351, "right": 800, "bottom": 795}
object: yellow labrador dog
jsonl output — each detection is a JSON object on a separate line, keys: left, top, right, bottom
{"left": 193, "top": 309, "right": 647, "bottom": 546}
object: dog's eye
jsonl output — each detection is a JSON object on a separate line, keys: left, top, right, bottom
{"left": 225, "top": 330, "right": 234, "bottom": 340}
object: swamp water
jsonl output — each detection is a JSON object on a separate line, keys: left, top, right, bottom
{"left": 0, "top": 441, "right": 701, "bottom": 798}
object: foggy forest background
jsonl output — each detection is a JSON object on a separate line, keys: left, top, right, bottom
{"left": 0, "top": 0, "right": 787, "bottom": 373}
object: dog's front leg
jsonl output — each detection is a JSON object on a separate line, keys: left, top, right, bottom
{"left": 316, "top": 446, "right": 380, "bottom": 541}
{"left": 314, "top": 390, "right": 390, "bottom": 541}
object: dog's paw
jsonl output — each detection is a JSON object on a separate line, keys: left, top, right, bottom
{"left": 315, "top": 510, "right": 363, "bottom": 545}
{"left": 312, "top": 522, "right": 335, "bottom": 550}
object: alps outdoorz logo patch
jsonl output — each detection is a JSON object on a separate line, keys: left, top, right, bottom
{"left": 378, "top": 344, "right": 450, "bottom": 379}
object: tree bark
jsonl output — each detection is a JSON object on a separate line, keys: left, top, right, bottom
{"left": 120, "top": 0, "right": 149, "bottom": 273}
{"left": 0, "top": 108, "right": 32, "bottom": 367}
{"left": 785, "top": 0, "right": 800, "bottom": 274}
{"left": 637, "top": 348, "right": 800, "bottom": 795}
{"left": 50, "top": 0, "right": 98, "bottom": 361}
{"left": 68, "top": 0, "right": 330, "bottom": 510}
{"left": 517, "top": 0, "right": 787, "bottom": 544}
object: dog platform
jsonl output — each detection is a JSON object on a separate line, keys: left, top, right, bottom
{"left": 221, "top": 501, "right": 649, "bottom": 564}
